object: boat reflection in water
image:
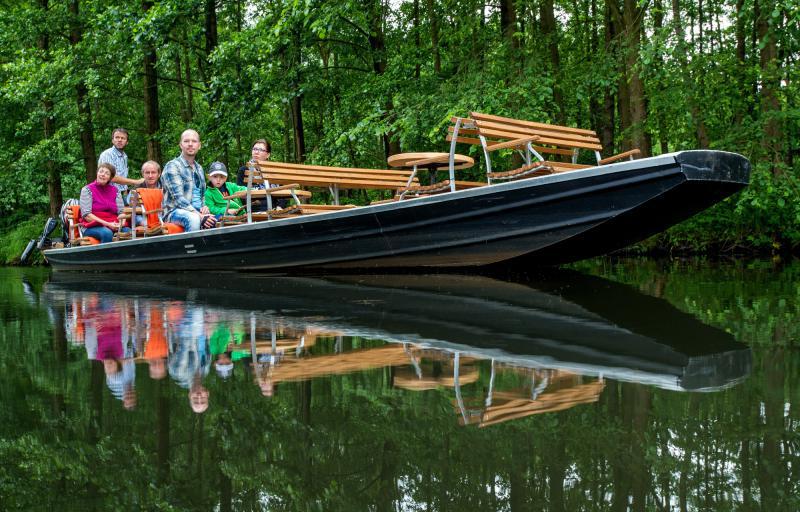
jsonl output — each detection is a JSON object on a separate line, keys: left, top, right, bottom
{"left": 47, "top": 270, "right": 751, "bottom": 425}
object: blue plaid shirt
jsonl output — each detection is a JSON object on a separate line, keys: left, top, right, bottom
{"left": 98, "top": 146, "right": 129, "bottom": 194}
{"left": 161, "top": 155, "right": 206, "bottom": 216}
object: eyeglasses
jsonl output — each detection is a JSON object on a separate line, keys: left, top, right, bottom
{"left": 252, "top": 147, "right": 268, "bottom": 153}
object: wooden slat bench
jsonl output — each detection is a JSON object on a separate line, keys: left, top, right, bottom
{"left": 249, "top": 160, "right": 420, "bottom": 205}
{"left": 447, "top": 112, "right": 641, "bottom": 183}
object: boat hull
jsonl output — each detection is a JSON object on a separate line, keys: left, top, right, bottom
{"left": 45, "top": 270, "right": 752, "bottom": 391}
{"left": 43, "top": 150, "right": 750, "bottom": 271}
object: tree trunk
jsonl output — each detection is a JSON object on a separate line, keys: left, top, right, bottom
{"left": 142, "top": 0, "right": 161, "bottom": 162}
{"left": 756, "top": 0, "right": 783, "bottom": 171}
{"left": 671, "top": 0, "right": 709, "bottom": 148}
{"left": 184, "top": 49, "right": 194, "bottom": 121}
{"left": 39, "top": 0, "right": 62, "bottom": 217}
{"left": 291, "top": 93, "right": 306, "bottom": 163}
{"left": 290, "top": 28, "right": 306, "bottom": 162}
{"left": 652, "top": 0, "right": 669, "bottom": 154}
{"left": 175, "top": 53, "right": 191, "bottom": 123}
{"left": 600, "top": 1, "right": 616, "bottom": 152}
{"left": 368, "top": 0, "right": 400, "bottom": 158}
{"left": 540, "top": 0, "right": 564, "bottom": 123}
{"left": 205, "top": 0, "right": 219, "bottom": 107}
{"left": 622, "top": 0, "right": 650, "bottom": 156}
{"left": 500, "top": 0, "right": 518, "bottom": 78}
{"left": 426, "top": 0, "right": 441, "bottom": 74}
{"left": 69, "top": 0, "right": 97, "bottom": 183}
{"left": 413, "top": 0, "right": 420, "bottom": 79}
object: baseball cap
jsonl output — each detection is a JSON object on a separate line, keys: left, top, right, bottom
{"left": 208, "top": 161, "right": 227, "bottom": 177}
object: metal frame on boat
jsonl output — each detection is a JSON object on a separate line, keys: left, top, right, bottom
{"left": 43, "top": 150, "right": 750, "bottom": 271}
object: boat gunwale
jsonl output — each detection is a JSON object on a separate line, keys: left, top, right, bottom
{"left": 45, "top": 153, "right": 688, "bottom": 257}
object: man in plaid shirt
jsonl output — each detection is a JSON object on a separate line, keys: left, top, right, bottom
{"left": 161, "top": 129, "right": 216, "bottom": 231}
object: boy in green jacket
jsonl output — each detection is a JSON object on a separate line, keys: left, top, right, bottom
{"left": 204, "top": 162, "right": 248, "bottom": 217}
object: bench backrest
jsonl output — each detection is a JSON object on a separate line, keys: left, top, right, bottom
{"left": 136, "top": 188, "right": 164, "bottom": 227}
{"left": 245, "top": 161, "right": 419, "bottom": 190}
{"left": 448, "top": 112, "right": 604, "bottom": 164}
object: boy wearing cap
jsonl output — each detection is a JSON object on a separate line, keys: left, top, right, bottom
{"left": 204, "top": 161, "right": 248, "bottom": 217}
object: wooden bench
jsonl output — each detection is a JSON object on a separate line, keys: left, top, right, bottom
{"left": 448, "top": 112, "right": 640, "bottom": 183}
{"left": 248, "top": 160, "right": 419, "bottom": 204}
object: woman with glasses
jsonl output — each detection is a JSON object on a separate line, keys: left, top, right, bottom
{"left": 236, "top": 139, "right": 287, "bottom": 210}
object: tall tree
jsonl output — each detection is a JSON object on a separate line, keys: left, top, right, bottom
{"left": 142, "top": 0, "right": 162, "bottom": 162}
{"left": 671, "top": 0, "right": 709, "bottom": 148}
{"left": 756, "top": 0, "right": 783, "bottom": 171}
{"left": 38, "top": 0, "right": 62, "bottom": 218}
{"left": 541, "top": 0, "right": 565, "bottom": 124}
{"left": 69, "top": 0, "right": 97, "bottom": 183}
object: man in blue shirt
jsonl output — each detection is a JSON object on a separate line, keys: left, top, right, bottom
{"left": 161, "top": 129, "right": 216, "bottom": 231}
{"left": 98, "top": 128, "right": 143, "bottom": 203}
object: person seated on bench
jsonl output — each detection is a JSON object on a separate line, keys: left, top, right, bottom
{"left": 204, "top": 161, "right": 249, "bottom": 218}
{"left": 127, "top": 160, "right": 162, "bottom": 224}
{"left": 79, "top": 162, "right": 129, "bottom": 243}
{"left": 236, "top": 138, "right": 288, "bottom": 209}
{"left": 161, "top": 129, "right": 216, "bottom": 231}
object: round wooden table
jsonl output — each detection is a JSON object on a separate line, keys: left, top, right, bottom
{"left": 387, "top": 152, "right": 474, "bottom": 171}
{"left": 388, "top": 152, "right": 475, "bottom": 187}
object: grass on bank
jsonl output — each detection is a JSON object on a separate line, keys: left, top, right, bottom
{"left": 0, "top": 214, "right": 49, "bottom": 265}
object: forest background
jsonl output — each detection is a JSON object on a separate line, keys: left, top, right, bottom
{"left": 0, "top": 0, "right": 798, "bottom": 263}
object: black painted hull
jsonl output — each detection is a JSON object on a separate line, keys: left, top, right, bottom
{"left": 43, "top": 150, "right": 750, "bottom": 271}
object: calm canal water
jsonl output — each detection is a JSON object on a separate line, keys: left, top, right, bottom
{"left": 0, "top": 259, "right": 797, "bottom": 511}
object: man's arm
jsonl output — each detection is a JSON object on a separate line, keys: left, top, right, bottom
{"left": 112, "top": 175, "right": 144, "bottom": 187}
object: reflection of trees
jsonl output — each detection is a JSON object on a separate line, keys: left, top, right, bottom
{"left": 1, "top": 268, "right": 799, "bottom": 509}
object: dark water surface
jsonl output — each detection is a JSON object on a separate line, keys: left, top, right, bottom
{"left": 0, "top": 259, "right": 797, "bottom": 510}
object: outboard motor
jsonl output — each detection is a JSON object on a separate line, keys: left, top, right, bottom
{"left": 20, "top": 217, "right": 58, "bottom": 265}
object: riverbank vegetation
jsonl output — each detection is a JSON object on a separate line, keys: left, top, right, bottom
{"left": 0, "top": 0, "right": 798, "bottom": 262}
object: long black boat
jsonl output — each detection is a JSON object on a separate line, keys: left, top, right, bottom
{"left": 43, "top": 150, "right": 750, "bottom": 271}
{"left": 46, "top": 269, "right": 751, "bottom": 391}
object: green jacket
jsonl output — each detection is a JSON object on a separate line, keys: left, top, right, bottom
{"left": 204, "top": 182, "right": 248, "bottom": 216}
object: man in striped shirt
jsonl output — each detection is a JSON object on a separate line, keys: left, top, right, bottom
{"left": 98, "top": 128, "right": 143, "bottom": 203}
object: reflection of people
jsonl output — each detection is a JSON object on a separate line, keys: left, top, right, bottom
{"left": 106, "top": 360, "right": 137, "bottom": 410}
{"left": 85, "top": 296, "right": 137, "bottom": 409}
{"left": 209, "top": 323, "right": 235, "bottom": 379}
{"left": 161, "top": 129, "right": 216, "bottom": 231}
{"left": 189, "top": 375, "right": 209, "bottom": 414}
{"left": 144, "top": 305, "right": 169, "bottom": 380}
{"left": 255, "top": 349, "right": 283, "bottom": 397}
{"left": 168, "top": 306, "right": 211, "bottom": 411}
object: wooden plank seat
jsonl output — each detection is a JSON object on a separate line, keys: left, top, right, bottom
{"left": 228, "top": 337, "right": 313, "bottom": 354}
{"left": 249, "top": 160, "right": 419, "bottom": 205}
{"left": 218, "top": 182, "right": 308, "bottom": 224}
{"left": 467, "top": 381, "right": 606, "bottom": 427}
{"left": 449, "top": 112, "right": 641, "bottom": 184}
{"left": 447, "top": 116, "right": 550, "bottom": 183}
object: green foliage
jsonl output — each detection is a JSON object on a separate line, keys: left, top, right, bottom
{"left": 572, "top": 256, "right": 800, "bottom": 346}
{"left": 0, "top": 213, "right": 49, "bottom": 265}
